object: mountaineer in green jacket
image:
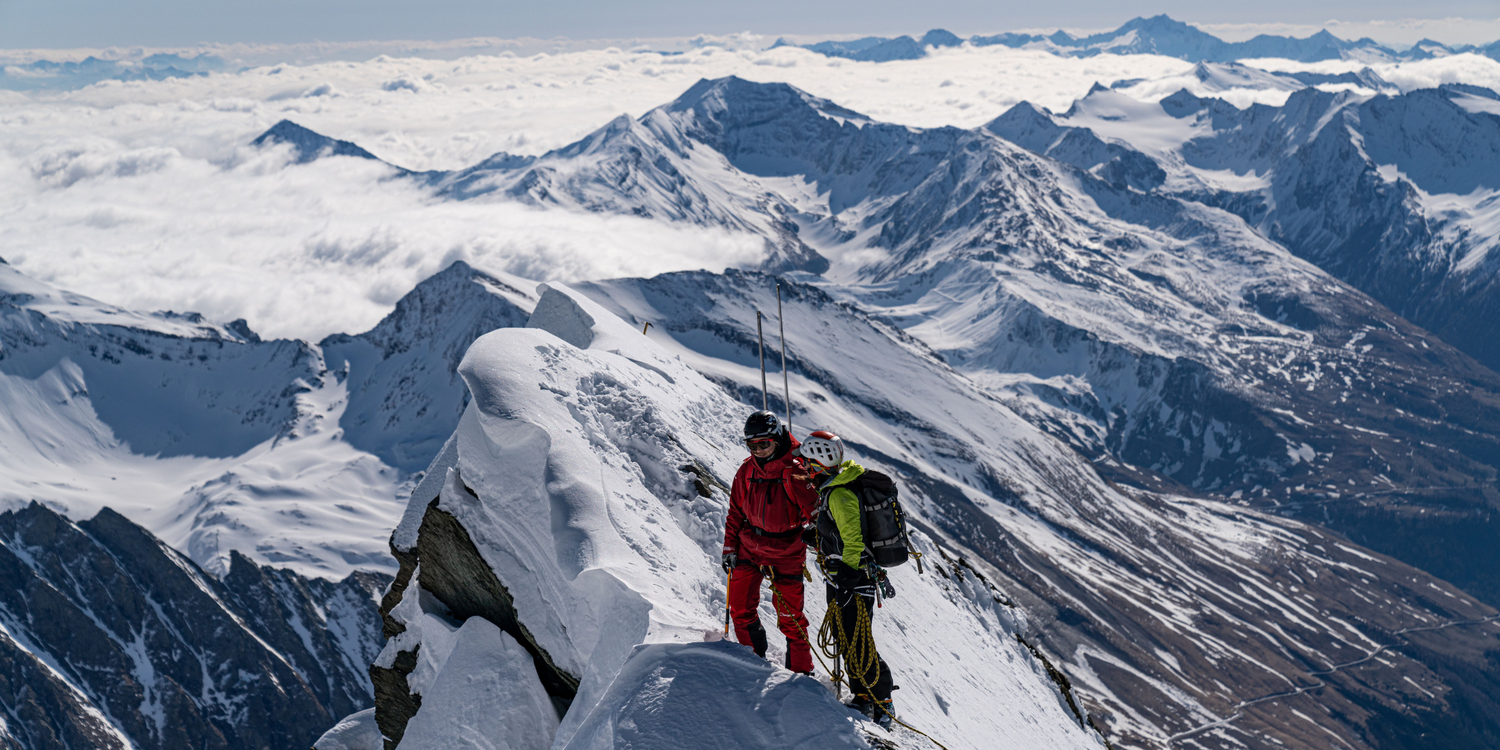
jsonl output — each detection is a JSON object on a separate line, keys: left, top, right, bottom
{"left": 797, "top": 430, "right": 898, "bottom": 728}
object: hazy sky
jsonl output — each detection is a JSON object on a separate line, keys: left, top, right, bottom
{"left": 5, "top": 0, "right": 1500, "bottom": 49}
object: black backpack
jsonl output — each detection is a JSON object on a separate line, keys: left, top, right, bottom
{"left": 849, "top": 470, "right": 913, "bottom": 568}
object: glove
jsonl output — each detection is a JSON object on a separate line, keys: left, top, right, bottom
{"left": 831, "top": 561, "right": 869, "bottom": 593}
{"left": 800, "top": 526, "right": 817, "bottom": 546}
{"left": 721, "top": 551, "right": 737, "bottom": 574}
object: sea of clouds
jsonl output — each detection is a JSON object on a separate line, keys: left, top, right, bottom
{"left": 5, "top": 40, "right": 1500, "bottom": 341}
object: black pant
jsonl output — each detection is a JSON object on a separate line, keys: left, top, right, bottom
{"left": 826, "top": 578, "right": 893, "bottom": 703}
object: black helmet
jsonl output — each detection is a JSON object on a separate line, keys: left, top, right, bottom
{"left": 743, "top": 410, "right": 786, "bottom": 441}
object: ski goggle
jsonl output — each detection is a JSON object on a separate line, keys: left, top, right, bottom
{"left": 745, "top": 437, "right": 776, "bottom": 449}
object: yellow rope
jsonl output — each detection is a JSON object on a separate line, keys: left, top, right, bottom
{"left": 761, "top": 561, "right": 951, "bottom": 750}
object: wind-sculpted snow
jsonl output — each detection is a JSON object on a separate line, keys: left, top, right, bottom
{"left": 322, "top": 260, "right": 537, "bottom": 472}
{"left": 375, "top": 281, "right": 1107, "bottom": 750}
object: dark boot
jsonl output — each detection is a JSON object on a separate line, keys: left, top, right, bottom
{"left": 848, "top": 694, "right": 875, "bottom": 719}
{"left": 873, "top": 699, "right": 896, "bottom": 729}
{"left": 747, "top": 620, "right": 768, "bottom": 658}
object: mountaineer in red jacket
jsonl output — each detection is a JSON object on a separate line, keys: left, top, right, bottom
{"left": 722, "top": 410, "right": 819, "bottom": 674}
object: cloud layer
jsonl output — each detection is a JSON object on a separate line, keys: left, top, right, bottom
{"left": 4, "top": 42, "right": 1500, "bottom": 341}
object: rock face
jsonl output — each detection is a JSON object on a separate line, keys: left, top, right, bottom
{"left": 0, "top": 502, "right": 388, "bottom": 750}
{"left": 252, "top": 120, "right": 385, "bottom": 165}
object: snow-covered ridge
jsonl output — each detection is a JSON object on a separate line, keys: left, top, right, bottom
{"left": 374, "top": 281, "right": 1109, "bottom": 750}
{"left": 1, "top": 257, "right": 256, "bottom": 341}
{"left": 992, "top": 81, "right": 1500, "bottom": 376}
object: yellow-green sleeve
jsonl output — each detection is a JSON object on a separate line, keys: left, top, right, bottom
{"left": 828, "top": 486, "right": 864, "bottom": 564}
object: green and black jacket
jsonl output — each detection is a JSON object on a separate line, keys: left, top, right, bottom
{"left": 815, "top": 460, "right": 868, "bottom": 567}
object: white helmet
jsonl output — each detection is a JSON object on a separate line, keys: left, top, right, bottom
{"left": 799, "top": 430, "right": 844, "bottom": 470}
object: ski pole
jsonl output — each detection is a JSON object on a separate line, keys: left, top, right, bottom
{"left": 725, "top": 568, "right": 732, "bottom": 636}
{"left": 777, "top": 284, "right": 790, "bottom": 429}
{"left": 756, "top": 311, "right": 768, "bottom": 410}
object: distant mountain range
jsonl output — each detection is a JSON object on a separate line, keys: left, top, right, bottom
{"left": 0, "top": 53, "right": 220, "bottom": 91}
{"left": 8, "top": 14, "right": 1500, "bottom": 94}
{"left": 773, "top": 14, "right": 1500, "bottom": 63}
{"left": 252, "top": 80, "right": 1500, "bottom": 623}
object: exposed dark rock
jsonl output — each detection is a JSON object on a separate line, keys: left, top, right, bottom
{"left": 370, "top": 489, "right": 580, "bottom": 748}
{"left": 370, "top": 648, "right": 421, "bottom": 750}
{"left": 413, "top": 492, "right": 578, "bottom": 701}
{"left": 251, "top": 119, "right": 384, "bottom": 165}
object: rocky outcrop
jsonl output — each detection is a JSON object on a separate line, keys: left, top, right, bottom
{"left": 0, "top": 502, "right": 388, "bottom": 750}
{"left": 370, "top": 491, "right": 579, "bottom": 749}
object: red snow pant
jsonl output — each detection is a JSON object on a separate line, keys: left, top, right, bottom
{"left": 728, "top": 563, "right": 813, "bottom": 673}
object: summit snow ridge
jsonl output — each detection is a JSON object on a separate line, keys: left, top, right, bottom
{"left": 372, "top": 281, "right": 1110, "bottom": 750}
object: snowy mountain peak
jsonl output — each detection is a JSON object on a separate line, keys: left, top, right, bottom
{"left": 321, "top": 260, "right": 536, "bottom": 472}
{"left": 251, "top": 119, "right": 383, "bottom": 165}
{"left": 664, "top": 75, "right": 872, "bottom": 130}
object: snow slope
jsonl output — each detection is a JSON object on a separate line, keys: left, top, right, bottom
{"left": 0, "top": 258, "right": 533, "bottom": 579}
{"left": 991, "top": 82, "right": 1500, "bottom": 376}
{"left": 574, "top": 270, "right": 1500, "bottom": 750}
{"left": 375, "top": 281, "right": 1107, "bottom": 750}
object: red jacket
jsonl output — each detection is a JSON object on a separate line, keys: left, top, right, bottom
{"left": 723, "top": 435, "right": 820, "bottom": 572}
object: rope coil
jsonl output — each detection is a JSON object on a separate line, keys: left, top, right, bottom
{"left": 756, "top": 560, "right": 951, "bottom": 750}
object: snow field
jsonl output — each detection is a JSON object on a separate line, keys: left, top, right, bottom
{"left": 0, "top": 297, "right": 408, "bottom": 578}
